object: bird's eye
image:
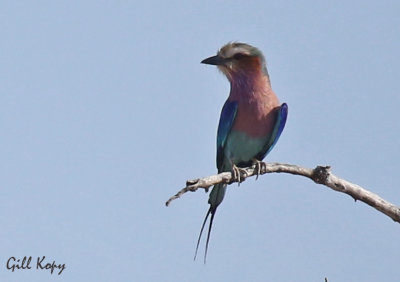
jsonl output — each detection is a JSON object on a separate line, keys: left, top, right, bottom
{"left": 233, "top": 53, "right": 245, "bottom": 60}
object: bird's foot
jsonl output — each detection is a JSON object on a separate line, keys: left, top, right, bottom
{"left": 252, "top": 159, "right": 264, "bottom": 180}
{"left": 231, "top": 164, "right": 248, "bottom": 186}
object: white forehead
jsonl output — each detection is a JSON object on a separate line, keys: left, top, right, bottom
{"left": 219, "top": 44, "right": 251, "bottom": 58}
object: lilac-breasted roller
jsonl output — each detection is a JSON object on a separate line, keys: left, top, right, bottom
{"left": 195, "top": 42, "right": 288, "bottom": 262}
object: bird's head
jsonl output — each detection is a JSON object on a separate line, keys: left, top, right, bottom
{"left": 201, "top": 42, "right": 268, "bottom": 82}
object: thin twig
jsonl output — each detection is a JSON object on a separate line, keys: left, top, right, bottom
{"left": 165, "top": 162, "right": 400, "bottom": 224}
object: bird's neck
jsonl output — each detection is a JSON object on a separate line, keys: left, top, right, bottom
{"left": 228, "top": 72, "right": 272, "bottom": 101}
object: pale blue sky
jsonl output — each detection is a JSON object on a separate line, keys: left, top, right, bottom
{"left": 1, "top": 1, "right": 400, "bottom": 281}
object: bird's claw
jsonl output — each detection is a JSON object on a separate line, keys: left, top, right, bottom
{"left": 232, "top": 164, "right": 247, "bottom": 186}
{"left": 253, "top": 159, "right": 264, "bottom": 180}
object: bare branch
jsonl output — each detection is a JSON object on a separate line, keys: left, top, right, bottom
{"left": 165, "top": 162, "right": 400, "bottom": 224}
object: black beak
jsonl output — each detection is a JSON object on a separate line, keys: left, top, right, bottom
{"left": 201, "top": 55, "right": 224, "bottom": 65}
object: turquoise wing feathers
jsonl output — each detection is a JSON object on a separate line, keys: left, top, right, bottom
{"left": 216, "top": 100, "right": 238, "bottom": 171}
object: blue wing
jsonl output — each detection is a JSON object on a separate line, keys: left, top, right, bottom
{"left": 216, "top": 100, "right": 238, "bottom": 171}
{"left": 257, "top": 103, "right": 288, "bottom": 160}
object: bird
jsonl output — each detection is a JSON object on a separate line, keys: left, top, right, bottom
{"left": 195, "top": 42, "right": 288, "bottom": 263}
